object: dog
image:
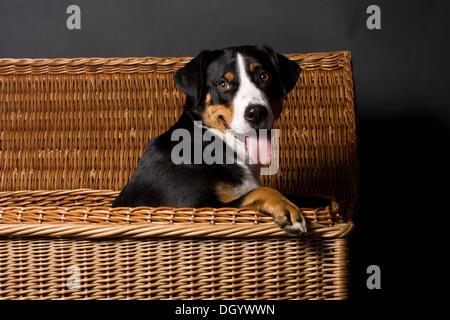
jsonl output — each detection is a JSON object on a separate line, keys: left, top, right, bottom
{"left": 112, "top": 45, "right": 307, "bottom": 235}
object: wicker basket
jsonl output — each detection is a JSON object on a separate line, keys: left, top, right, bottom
{"left": 0, "top": 52, "right": 358, "bottom": 300}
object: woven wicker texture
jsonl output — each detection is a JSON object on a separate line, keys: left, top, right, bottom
{"left": 0, "top": 51, "right": 357, "bottom": 300}
{"left": 0, "top": 238, "right": 348, "bottom": 300}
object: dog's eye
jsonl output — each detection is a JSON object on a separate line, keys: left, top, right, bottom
{"left": 260, "top": 72, "right": 271, "bottom": 82}
{"left": 218, "top": 80, "right": 230, "bottom": 91}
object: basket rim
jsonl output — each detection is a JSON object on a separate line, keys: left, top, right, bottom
{"left": 0, "top": 221, "right": 354, "bottom": 239}
{"left": 0, "top": 51, "right": 351, "bottom": 63}
{"left": 0, "top": 188, "right": 353, "bottom": 239}
{"left": 0, "top": 51, "right": 352, "bottom": 75}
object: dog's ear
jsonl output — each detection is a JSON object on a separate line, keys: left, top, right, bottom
{"left": 257, "top": 45, "right": 301, "bottom": 98}
{"left": 174, "top": 50, "right": 221, "bottom": 105}
{"left": 275, "top": 52, "right": 301, "bottom": 98}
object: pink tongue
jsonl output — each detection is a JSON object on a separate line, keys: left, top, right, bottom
{"left": 245, "top": 133, "right": 272, "bottom": 165}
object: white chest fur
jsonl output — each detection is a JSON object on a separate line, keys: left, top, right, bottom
{"left": 199, "top": 125, "right": 262, "bottom": 200}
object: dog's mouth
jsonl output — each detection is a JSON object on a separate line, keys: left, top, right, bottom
{"left": 218, "top": 115, "right": 230, "bottom": 130}
{"left": 219, "top": 116, "right": 272, "bottom": 165}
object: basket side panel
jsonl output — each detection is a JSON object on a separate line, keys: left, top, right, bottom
{"left": 0, "top": 237, "right": 348, "bottom": 300}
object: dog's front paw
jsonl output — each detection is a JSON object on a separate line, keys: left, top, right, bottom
{"left": 265, "top": 198, "right": 307, "bottom": 235}
{"left": 242, "top": 187, "right": 307, "bottom": 235}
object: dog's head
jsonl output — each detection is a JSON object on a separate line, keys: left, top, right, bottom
{"left": 174, "top": 45, "right": 300, "bottom": 164}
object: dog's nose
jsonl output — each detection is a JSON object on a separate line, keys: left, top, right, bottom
{"left": 244, "top": 104, "right": 268, "bottom": 125}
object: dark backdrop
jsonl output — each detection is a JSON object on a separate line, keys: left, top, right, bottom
{"left": 1, "top": 0, "right": 448, "bottom": 308}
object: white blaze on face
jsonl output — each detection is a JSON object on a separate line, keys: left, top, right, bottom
{"left": 230, "top": 53, "right": 274, "bottom": 134}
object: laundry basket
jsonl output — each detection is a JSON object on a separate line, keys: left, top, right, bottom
{"left": 0, "top": 51, "right": 358, "bottom": 300}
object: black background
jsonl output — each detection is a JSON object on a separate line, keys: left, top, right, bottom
{"left": 1, "top": 0, "right": 448, "bottom": 310}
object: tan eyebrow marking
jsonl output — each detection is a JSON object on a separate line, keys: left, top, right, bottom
{"left": 249, "top": 62, "right": 260, "bottom": 72}
{"left": 224, "top": 72, "right": 234, "bottom": 82}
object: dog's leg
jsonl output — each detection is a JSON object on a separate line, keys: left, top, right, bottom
{"left": 226, "top": 187, "right": 307, "bottom": 235}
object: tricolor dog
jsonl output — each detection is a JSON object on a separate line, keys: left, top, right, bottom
{"left": 112, "top": 45, "right": 306, "bottom": 234}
